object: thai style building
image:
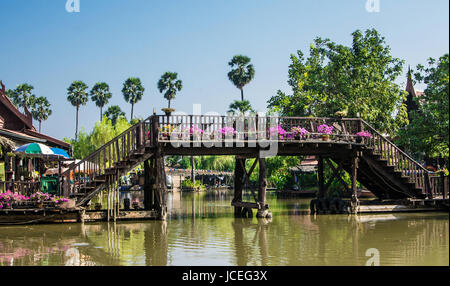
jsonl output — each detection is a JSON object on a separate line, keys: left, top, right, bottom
{"left": 0, "top": 80, "right": 70, "bottom": 186}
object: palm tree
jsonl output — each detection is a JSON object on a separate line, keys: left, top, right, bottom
{"left": 14, "top": 83, "right": 36, "bottom": 110}
{"left": 227, "top": 55, "right": 255, "bottom": 101}
{"left": 90, "top": 82, "right": 112, "bottom": 121}
{"left": 67, "top": 81, "right": 89, "bottom": 141}
{"left": 122, "top": 77, "right": 144, "bottom": 121}
{"left": 104, "top": 105, "right": 126, "bottom": 125}
{"left": 157, "top": 72, "right": 183, "bottom": 109}
{"left": 31, "top": 96, "right": 52, "bottom": 132}
{"left": 228, "top": 100, "right": 254, "bottom": 115}
{"left": 5, "top": 89, "right": 20, "bottom": 107}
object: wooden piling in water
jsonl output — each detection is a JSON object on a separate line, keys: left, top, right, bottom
{"left": 233, "top": 157, "right": 245, "bottom": 217}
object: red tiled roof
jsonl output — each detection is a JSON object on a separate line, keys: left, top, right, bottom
{"left": 23, "top": 129, "right": 70, "bottom": 149}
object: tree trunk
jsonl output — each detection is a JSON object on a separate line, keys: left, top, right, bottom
{"left": 240, "top": 88, "right": 244, "bottom": 101}
{"left": 75, "top": 106, "right": 79, "bottom": 141}
{"left": 131, "top": 103, "right": 134, "bottom": 121}
{"left": 168, "top": 100, "right": 171, "bottom": 109}
{"left": 39, "top": 120, "right": 42, "bottom": 133}
{"left": 100, "top": 106, "right": 103, "bottom": 122}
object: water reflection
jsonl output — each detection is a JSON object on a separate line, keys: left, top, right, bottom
{"left": 0, "top": 191, "right": 448, "bottom": 266}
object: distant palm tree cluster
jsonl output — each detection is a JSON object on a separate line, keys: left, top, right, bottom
{"left": 6, "top": 54, "right": 255, "bottom": 141}
{"left": 6, "top": 83, "right": 52, "bottom": 133}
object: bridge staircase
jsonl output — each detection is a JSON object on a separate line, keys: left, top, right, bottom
{"left": 331, "top": 120, "right": 433, "bottom": 200}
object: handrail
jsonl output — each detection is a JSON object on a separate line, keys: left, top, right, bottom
{"left": 61, "top": 115, "right": 152, "bottom": 177}
{"left": 360, "top": 119, "right": 430, "bottom": 173}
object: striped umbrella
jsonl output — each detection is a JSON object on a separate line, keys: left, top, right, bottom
{"left": 51, "top": 148, "right": 71, "bottom": 159}
{"left": 14, "top": 143, "right": 55, "bottom": 155}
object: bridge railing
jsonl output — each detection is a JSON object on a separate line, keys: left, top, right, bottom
{"left": 155, "top": 115, "right": 363, "bottom": 143}
{"left": 61, "top": 116, "right": 153, "bottom": 196}
{"left": 360, "top": 119, "right": 432, "bottom": 197}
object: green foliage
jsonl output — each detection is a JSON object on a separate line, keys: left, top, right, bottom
{"left": 104, "top": 105, "right": 126, "bottom": 125}
{"left": 5, "top": 89, "right": 20, "bottom": 107}
{"left": 182, "top": 178, "right": 206, "bottom": 190}
{"left": 90, "top": 82, "right": 112, "bottom": 121}
{"left": 398, "top": 54, "right": 449, "bottom": 161}
{"left": 30, "top": 96, "right": 52, "bottom": 132}
{"left": 166, "top": 155, "right": 235, "bottom": 172}
{"left": 265, "top": 156, "right": 299, "bottom": 189}
{"left": 122, "top": 77, "right": 144, "bottom": 120}
{"left": 67, "top": 81, "right": 89, "bottom": 108}
{"left": 228, "top": 100, "right": 254, "bottom": 115}
{"left": 13, "top": 83, "right": 36, "bottom": 110}
{"left": 64, "top": 116, "right": 132, "bottom": 159}
{"left": 228, "top": 55, "right": 255, "bottom": 101}
{"left": 157, "top": 72, "right": 183, "bottom": 108}
{"left": 268, "top": 29, "right": 407, "bottom": 135}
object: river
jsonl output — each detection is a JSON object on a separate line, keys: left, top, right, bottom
{"left": 0, "top": 190, "right": 448, "bottom": 266}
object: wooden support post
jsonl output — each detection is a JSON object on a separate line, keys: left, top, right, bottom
{"left": 256, "top": 157, "right": 270, "bottom": 218}
{"left": 233, "top": 157, "right": 245, "bottom": 217}
{"left": 351, "top": 152, "right": 360, "bottom": 214}
{"left": 154, "top": 147, "right": 168, "bottom": 220}
{"left": 318, "top": 156, "right": 325, "bottom": 198}
{"left": 143, "top": 158, "right": 154, "bottom": 210}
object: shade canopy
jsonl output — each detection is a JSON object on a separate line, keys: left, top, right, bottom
{"left": 15, "top": 143, "right": 54, "bottom": 155}
{"left": 51, "top": 148, "right": 71, "bottom": 159}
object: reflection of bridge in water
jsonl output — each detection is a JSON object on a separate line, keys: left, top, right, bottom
{"left": 62, "top": 114, "right": 446, "bottom": 221}
{"left": 1, "top": 212, "right": 447, "bottom": 266}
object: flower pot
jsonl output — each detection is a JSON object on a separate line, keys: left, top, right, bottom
{"left": 161, "top": 108, "right": 175, "bottom": 116}
{"left": 322, "top": 135, "right": 330, "bottom": 141}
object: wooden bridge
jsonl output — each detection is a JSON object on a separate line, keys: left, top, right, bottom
{"left": 61, "top": 114, "right": 447, "bottom": 220}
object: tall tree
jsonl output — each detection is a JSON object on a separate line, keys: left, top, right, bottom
{"left": 5, "top": 89, "right": 20, "bottom": 107}
{"left": 268, "top": 29, "right": 407, "bottom": 135}
{"left": 122, "top": 77, "right": 144, "bottom": 120}
{"left": 67, "top": 81, "right": 89, "bottom": 141}
{"left": 13, "top": 83, "right": 36, "bottom": 110}
{"left": 399, "top": 54, "right": 449, "bottom": 165}
{"left": 157, "top": 72, "right": 183, "bottom": 109}
{"left": 227, "top": 55, "right": 255, "bottom": 101}
{"left": 104, "top": 105, "right": 126, "bottom": 125}
{"left": 31, "top": 96, "right": 52, "bottom": 132}
{"left": 90, "top": 82, "right": 112, "bottom": 121}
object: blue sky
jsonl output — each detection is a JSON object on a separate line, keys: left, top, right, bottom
{"left": 1, "top": 0, "right": 449, "bottom": 140}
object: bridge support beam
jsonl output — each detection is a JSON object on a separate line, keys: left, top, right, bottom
{"left": 154, "top": 148, "right": 168, "bottom": 220}
{"left": 143, "top": 158, "right": 155, "bottom": 211}
{"left": 233, "top": 157, "right": 245, "bottom": 217}
{"left": 350, "top": 152, "right": 360, "bottom": 214}
{"left": 256, "top": 157, "right": 270, "bottom": 218}
{"left": 318, "top": 156, "right": 325, "bottom": 198}
{"left": 232, "top": 156, "right": 271, "bottom": 218}
{"left": 143, "top": 148, "right": 168, "bottom": 220}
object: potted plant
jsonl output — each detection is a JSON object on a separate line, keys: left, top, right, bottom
{"left": 355, "top": 131, "right": 372, "bottom": 144}
{"left": 161, "top": 107, "right": 175, "bottom": 116}
{"left": 317, "top": 124, "right": 334, "bottom": 141}
{"left": 291, "top": 126, "right": 309, "bottom": 140}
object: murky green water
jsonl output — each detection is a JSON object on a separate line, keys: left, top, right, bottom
{"left": 0, "top": 191, "right": 448, "bottom": 266}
